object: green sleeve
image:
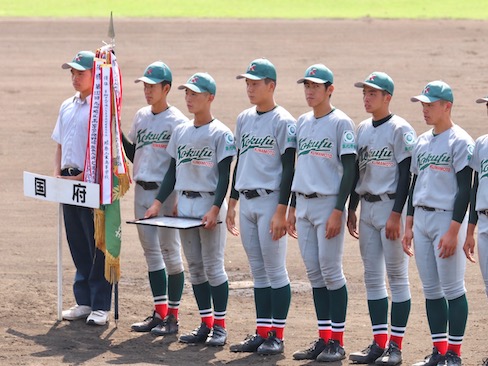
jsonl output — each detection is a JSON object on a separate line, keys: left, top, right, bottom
{"left": 336, "top": 154, "right": 356, "bottom": 211}
{"left": 468, "top": 171, "right": 479, "bottom": 225}
{"left": 392, "top": 157, "right": 412, "bottom": 214}
{"left": 290, "top": 192, "right": 296, "bottom": 208}
{"left": 452, "top": 166, "right": 473, "bottom": 223}
{"left": 347, "top": 160, "right": 360, "bottom": 211}
{"left": 155, "top": 158, "right": 176, "bottom": 203}
{"left": 406, "top": 174, "right": 417, "bottom": 217}
{"left": 229, "top": 151, "right": 239, "bottom": 200}
{"left": 122, "top": 133, "right": 135, "bottom": 163}
{"left": 213, "top": 156, "right": 233, "bottom": 208}
{"left": 278, "top": 148, "right": 296, "bottom": 206}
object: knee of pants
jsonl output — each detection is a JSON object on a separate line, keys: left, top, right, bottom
{"left": 365, "top": 283, "right": 389, "bottom": 301}
{"left": 443, "top": 284, "right": 466, "bottom": 301}
{"left": 187, "top": 261, "right": 207, "bottom": 285}
{"left": 322, "top": 266, "right": 347, "bottom": 291}
{"left": 267, "top": 266, "right": 290, "bottom": 289}
{"left": 144, "top": 253, "right": 165, "bottom": 273}
{"left": 306, "top": 268, "right": 327, "bottom": 288}
{"left": 251, "top": 266, "right": 271, "bottom": 288}
{"left": 422, "top": 283, "right": 445, "bottom": 300}
{"left": 207, "top": 271, "right": 229, "bottom": 287}
{"left": 163, "top": 256, "right": 184, "bottom": 275}
{"left": 388, "top": 276, "right": 411, "bottom": 303}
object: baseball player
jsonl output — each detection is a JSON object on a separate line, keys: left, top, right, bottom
{"left": 226, "top": 58, "right": 296, "bottom": 356}
{"left": 463, "top": 95, "right": 488, "bottom": 366}
{"left": 146, "top": 72, "right": 236, "bottom": 347}
{"left": 287, "top": 64, "right": 356, "bottom": 362}
{"left": 402, "top": 81, "right": 473, "bottom": 366}
{"left": 347, "top": 72, "right": 415, "bottom": 366}
{"left": 52, "top": 50, "right": 112, "bottom": 326}
{"left": 122, "top": 61, "right": 188, "bottom": 335}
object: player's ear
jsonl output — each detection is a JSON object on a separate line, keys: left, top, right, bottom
{"left": 208, "top": 93, "right": 215, "bottom": 102}
{"left": 162, "top": 83, "right": 171, "bottom": 95}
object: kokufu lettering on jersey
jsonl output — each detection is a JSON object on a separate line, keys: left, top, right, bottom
{"left": 240, "top": 133, "right": 275, "bottom": 155}
{"left": 358, "top": 146, "right": 394, "bottom": 170}
{"left": 403, "top": 131, "right": 416, "bottom": 152}
{"left": 136, "top": 128, "right": 171, "bottom": 150}
{"left": 177, "top": 145, "right": 214, "bottom": 167}
{"left": 480, "top": 159, "right": 488, "bottom": 179}
{"left": 298, "top": 137, "right": 333, "bottom": 158}
{"left": 417, "top": 152, "right": 451, "bottom": 172}
{"left": 341, "top": 130, "right": 356, "bottom": 149}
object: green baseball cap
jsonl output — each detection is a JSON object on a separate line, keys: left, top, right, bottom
{"left": 297, "top": 64, "right": 334, "bottom": 84}
{"left": 61, "top": 51, "right": 95, "bottom": 71}
{"left": 355, "top": 72, "right": 394, "bottom": 95}
{"left": 178, "top": 72, "right": 216, "bottom": 95}
{"left": 236, "top": 58, "right": 277, "bottom": 81}
{"left": 411, "top": 80, "right": 453, "bottom": 103}
{"left": 135, "top": 61, "right": 172, "bottom": 84}
{"left": 476, "top": 96, "right": 488, "bottom": 103}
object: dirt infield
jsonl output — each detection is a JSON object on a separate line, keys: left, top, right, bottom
{"left": 1, "top": 18, "right": 488, "bottom": 365}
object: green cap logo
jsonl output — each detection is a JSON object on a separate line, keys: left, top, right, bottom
{"left": 135, "top": 61, "right": 172, "bottom": 84}
{"left": 297, "top": 64, "right": 334, "bottom": 85}
{"left": 354, "top": 72, "right": 394, "bottom": 95}
{"left": 411, "top": 80, "right": 453, "bottom": 103}
{"left": 178, "top": 72, "right": 216, "bottom": 95}
{"left": 236, "top": 58, "right": 276, "bottom": 81}
{"left": 61, "top": 51, "right": 94, "bottom": 71}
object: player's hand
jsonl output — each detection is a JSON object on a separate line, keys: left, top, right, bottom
{"left": 438, "top": 223, "right": 460, "bottom": 259}
{"left": 325, "top": 209, "right": 342, "bottom": 239}
{"left": 402, "top": 228, "right": 414, "bottom": 257}
{"left": 287, "top": 207, "right": 297, "bottom": 239}
{"left": 385, "top": 211, "right": 401, "bottom": 240}
{"left": 172, "top": 203, "right": 178, "bottom": 217}
{"left": 270, "top": 205, "right": 287, "bottom": 241}
{"left": 202, "top": 206, "right": 219, "bottom": 230}
{"left": 226, "top": 199, "right": 240, "bottom": 236}
{"left": 145, "top": 200, "right": 162, "bottom": 218}
{"left": 463, "top": 235, "right": 476, "bottom": 263}
{"left": 347, "top": 209, "right": 359, "bottom": 239}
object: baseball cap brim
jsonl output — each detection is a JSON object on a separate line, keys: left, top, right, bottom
{"left": 410, "top": 95, "right": 441, "bottom": 103}
{"left": 236, "top": 73, "right": 265, "bottom": 80}
{"left": 134, "top": 76, "right": 163, "bottom": 84}
{"left": 61, "top": 62, "right": 90, "bottom": 71}
{"left": 178, "top": 84, "right": 206, "bottom": 93}
{"left": 354, "top": 81, "right": 385, "bottom": 91}
{"left": 476, "top": 97, "right": 488, "bottom": 103}
{"left": 297, "top": 77, "right": 328, "bottom": 84}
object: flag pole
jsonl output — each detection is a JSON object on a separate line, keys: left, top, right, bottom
{"left": 57, "top": 203, "right": 63, "bottom": 321}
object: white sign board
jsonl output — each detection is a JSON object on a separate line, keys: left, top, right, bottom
{"left": 23, "top": 171, "right": 100, "bottom": 208}
{"left": 127, "top": 216, "right": 222, "bottom": 229}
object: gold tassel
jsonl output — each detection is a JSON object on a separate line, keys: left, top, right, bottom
{"left": 94, "top": 208, "right": 106, "bottom": 252}
{"left": 118, "top": 172, "right": 130, "bottom": 197}
{"left": 104, "top": 252, "right": 121, "bottom": 284}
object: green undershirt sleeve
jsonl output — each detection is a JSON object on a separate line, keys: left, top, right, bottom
{"left": 229, "top": 151, "right": 239, "bottom": 200}
{"left": 406, "top": 174, "right": 417, "bottom": 217}
{"left": 278, "top": 148, "right": 296, "bottom": 206}
{"left": 336, "top": 154, "right": 356, "bottom": 211}
{"left": 347, "top": 160, "right": 360, "bottom": 211}
{"left": 452, "top": 166, "right": 473, "bottom": 223}
{"left": 122, "top": 133, "right": 135, "bottom": 163}
{"left": 213, "top": 156, "right": 233, "bottom": 208}
{"left": 468, "top": 171, "right": 479, "bottom": 225}
{"left": 156, "top": 158, "right": 176, "bottom": 203}
{"left": 392, "top": 157, "right": 412, "bottom": 214}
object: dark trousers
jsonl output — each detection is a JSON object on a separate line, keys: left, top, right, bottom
{"left": 63, "top": 204, "right": 112, "bottom": 311}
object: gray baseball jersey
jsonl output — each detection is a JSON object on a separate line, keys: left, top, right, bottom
{"left": 469, "top": 134, "right": 488, "bottom": 211}
{"left": 234, "top": 106, "right": 297, "bottom": 191}
{"left": 128, "top": 106, "right": 190, "bottom": 182}
{"left": 292, "top": 109, "right": 356, "bottom": 195}
{"left": 355, "top": 115, "right": 416, "bottom": 196}
{"left": 167, "top": 119, "right": 236, "bottom": 192}
{"left": 411, "top": 125, "right": 474, "bottom": 210}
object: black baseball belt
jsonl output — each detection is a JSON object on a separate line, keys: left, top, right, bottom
{"left": 136, "top": 181, "right": 159, "bottom": 190}
{"left": 361, "top": 193, "right": 396, "bottom": 203}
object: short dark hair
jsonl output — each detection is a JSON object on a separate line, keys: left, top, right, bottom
{"left": 264, "top": 78, "right": 276, "bottom": 86}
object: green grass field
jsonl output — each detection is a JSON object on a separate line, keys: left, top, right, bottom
{"left": 1, "top": 0, "right": 487, "bottom": 19}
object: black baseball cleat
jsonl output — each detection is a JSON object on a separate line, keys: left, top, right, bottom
{"left": 316, "top": 339, "right": 346, "bottom": 362}
{"left": 444, "top": 350, "right": 462, "bottom": 366}
{"left": 257, "top": 331, "right": 284, "bottom": 355}
{"left": 205, "top": 325, "right": 227, "bottom": 347}
{"left": 349, "top": 340, "right": 385, "bottom": 364}
{"left": 229, "top": 333, "right": 265, "bottom": 352}
{"left": 178, "top": 322, "right": 211, "bottom": 344}
{"left": 131, "top": 311, "right": 163, "bottom": 332}
{"left": 292, "top": 338, "right": 328, "bottom": 360}
{"left": 482, "top": 357, "right": 488, "bottom": 366}
{"left": 375, "top": 341, "right": 402, "bottom": 365}
{"left": 151, "top": 313, "right": 179, "bottom": 336}
{"left": 412, "top": 347, "right": 445, "bottom": 366}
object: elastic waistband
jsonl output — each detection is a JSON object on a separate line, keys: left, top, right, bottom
{"left": 361, "top": 193, "right": 396, "bottom": 203}
{"left": 182, "top": 191, "right": 215, "bottom": 198}
{"left": 240, "top": 189, "right": 273, "bottom": 200}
